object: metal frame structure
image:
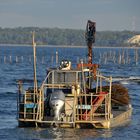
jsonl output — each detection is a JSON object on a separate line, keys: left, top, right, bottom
{"left": 17, "top": 21, "right": 132, "bottom": 129}
{"left": 17, "top": 68, "right": 115, "bottom": 128}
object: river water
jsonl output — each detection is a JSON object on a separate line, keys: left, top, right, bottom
{"left": 0, "top": 46, "right": 140, "bottom": 140}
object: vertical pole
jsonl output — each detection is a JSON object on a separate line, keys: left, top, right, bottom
{"left": 100, "top": 74, "right": 102, "bottom": 92}
{"left": 86, "top": 20, "right": 96, "bottom": 64}
{"left": 56, "top": 51, "right": 58, "bottom": 65}
{"left": 135, "top": 47, "right": 138, "bottom": 65}
{"left": 51, "top": 55, "right": 54, "bottom": 66}
{"left": 16, "top": 56, "right": 18, "bottom": 63}
{"left": 4, "top": 56, "right": 6, "bottom": 63}
{"left": 109, "top": 76, "right": 112, "bottom": 119}
{"left": 87, "top": 42, "right": 93, "bottom": 64}
{"left": 21, "top": 56, "right": 23, "bottom": 63}
{"left": 29, "top": 55, "right": 31, "bottom": 63}
{"left": 86, "top": 21, "right": 96, "bottom": 88}
{"left": 81, "top": 60, "right": 86, "bottom": 94}
{"left": 24, "top": 92, "right": 26, "bottom": 119}
{"left": 32, "top": 31, "right": 38, "bottom": 94}
{"left": 90, "top": 93, "right": 93, "bottom": 121}
{"left": 81, "top": 60, "right": 87, "bottom": 118}
{"left": 32, "top": 32, "right": 38, "bottom": 121}
{"left": 96, "top": 71, "right": 99, "bottom": 93}
{"left": 73, "top": 90, "right": 76, "bottom": 128}
{"left": 39, "top": 90, "right": 41, "bottom": 121}
{"left": 42, "top": 56, "right": 44, "bottom": 64}
{"left": 10, "top": 55, "right": 12, "bottom": 63}
{"left": 42, "top": 89, "right": 44, "bottom": 119}
{"left": 17, "top": 80, "right": 23, "bottom": 119}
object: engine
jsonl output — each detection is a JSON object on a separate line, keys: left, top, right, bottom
{"left": 49, "top": 90, "right": 65, "bottom": 121}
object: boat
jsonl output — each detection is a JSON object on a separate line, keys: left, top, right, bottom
{"left": 17, "top": 21, "right": 132, "bottom": 128}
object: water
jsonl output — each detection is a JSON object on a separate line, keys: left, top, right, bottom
{"left": 0, "top": 46, "right": 140, "bottom": 140}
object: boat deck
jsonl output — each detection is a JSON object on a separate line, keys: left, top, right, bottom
{"left": 18, "top": 107, "right": 132, "bottom": 129}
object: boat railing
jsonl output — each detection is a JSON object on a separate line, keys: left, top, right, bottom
{"left": 74, "top": 72, "right": 112, "bottom": 123}
{"left": 96, "top": 72, "right": 112, "bottom": 119}
{"left": 74, "top": 92, "right": 110, "bottom": 123}
{"left": 40, "top": 70, "right": 81, "bottom": 89}
{"left": 18, "top": 90, "right": 39, "bottom": 122}
{"left": 40, "top": 71, "right": 52, "bottom": 90}
{"left": 18, "top": 71, "right": 113, "bottom": 126}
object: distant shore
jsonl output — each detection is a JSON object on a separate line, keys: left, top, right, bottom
{"left": 0, "top": 44, "right": 139, "bottom": 49}
{"left": 0, "top": 44, "right": 86, "bottom": 48}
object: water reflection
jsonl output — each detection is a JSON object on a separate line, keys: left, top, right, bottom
{"left": 21, "top": 127, "right": 113, "bottom": 140}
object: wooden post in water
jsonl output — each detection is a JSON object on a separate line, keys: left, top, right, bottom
{"left": 4, "top": 56, "right": 6, "bottom": 63}
{"left": 135, "top": 48, "right": 138, "bottom": 65}
{"left": 21, "top": 56, "right": 23, "bottom": 63}
{"left": 9, "top": 55, "right": 12, "bottom": 63}
{"left": 42, "top": 56, "right": 44, "bottom": 64}
{"left": 51, "top": 55, "right": 54, "bottom": 66}
{"left": 126, "top": 49, "right": 130, "bottom": 64}
{"left": 118, "top": 52, "right": 121, "bottom": 64}
{"left": 77, "top": 57, "right": 80, "bottom": 63}
{"left": 56, "top": 51, "right": 58, "bottom": 65}
{"left": 113, "top": 51, "right": 116, "bottom": 64}
{"left": 16, "top": 56, "right": 18, "bottom": 63}
{"left": 29, "top": 55, "right": 32, "bottom": 63}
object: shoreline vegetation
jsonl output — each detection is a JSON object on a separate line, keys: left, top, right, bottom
{"left": 0, "top": 27, "right": 139, "bottom": 47}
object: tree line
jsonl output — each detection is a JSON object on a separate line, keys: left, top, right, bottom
{"left": 0, "top": 27, "right": 139, "bottom": 47}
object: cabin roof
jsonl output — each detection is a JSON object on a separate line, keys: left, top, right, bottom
{"left": 47, "top": 68, "right": 90, "bottom": 73}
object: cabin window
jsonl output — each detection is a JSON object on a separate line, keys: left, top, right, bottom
{"left": 48, "top": 71, "right": 77, "bottom": 84}
{"left": 55, "top": 72, "right": 77, "bottom": 84}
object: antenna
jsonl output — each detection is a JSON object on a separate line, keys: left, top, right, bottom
{"left": 32, "top": 31, "right": 38, "bottom": 93}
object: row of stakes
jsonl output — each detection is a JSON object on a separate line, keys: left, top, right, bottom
{"left": 0, "top": 52, "right": 59, "bottom": 65}
{"left": 1, "top": 55, "right": 57, "bottom": 64}
{"left": 0, "top": 50, "right": 139, "bottom": 65}
{"left": 98, "top": 49, "right": 139, "bottom": 65}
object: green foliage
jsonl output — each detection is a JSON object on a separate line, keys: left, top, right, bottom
{"left": 0, "top": 27, "right": 139, "bottom": 46}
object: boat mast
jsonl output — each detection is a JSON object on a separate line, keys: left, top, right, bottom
{"left": 32, "top": 31, "right": 38, "bottom": 93}
{"left": 85, "top": 20, "right": 96, "bottom": 64}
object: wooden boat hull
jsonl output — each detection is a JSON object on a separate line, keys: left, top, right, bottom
{"left": 92, "top": 107, "right": 132, "bottom": 128}
{"left": 18, "top": 107, "right": 132, "bottom": 129}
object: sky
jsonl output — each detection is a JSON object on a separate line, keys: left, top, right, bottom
{"left": 0, "top": 0, "right": 140, "bottom": 31}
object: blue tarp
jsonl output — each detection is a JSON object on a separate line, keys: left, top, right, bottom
{"left": 24, "top": 103, "right": 37, "bottom": 108}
